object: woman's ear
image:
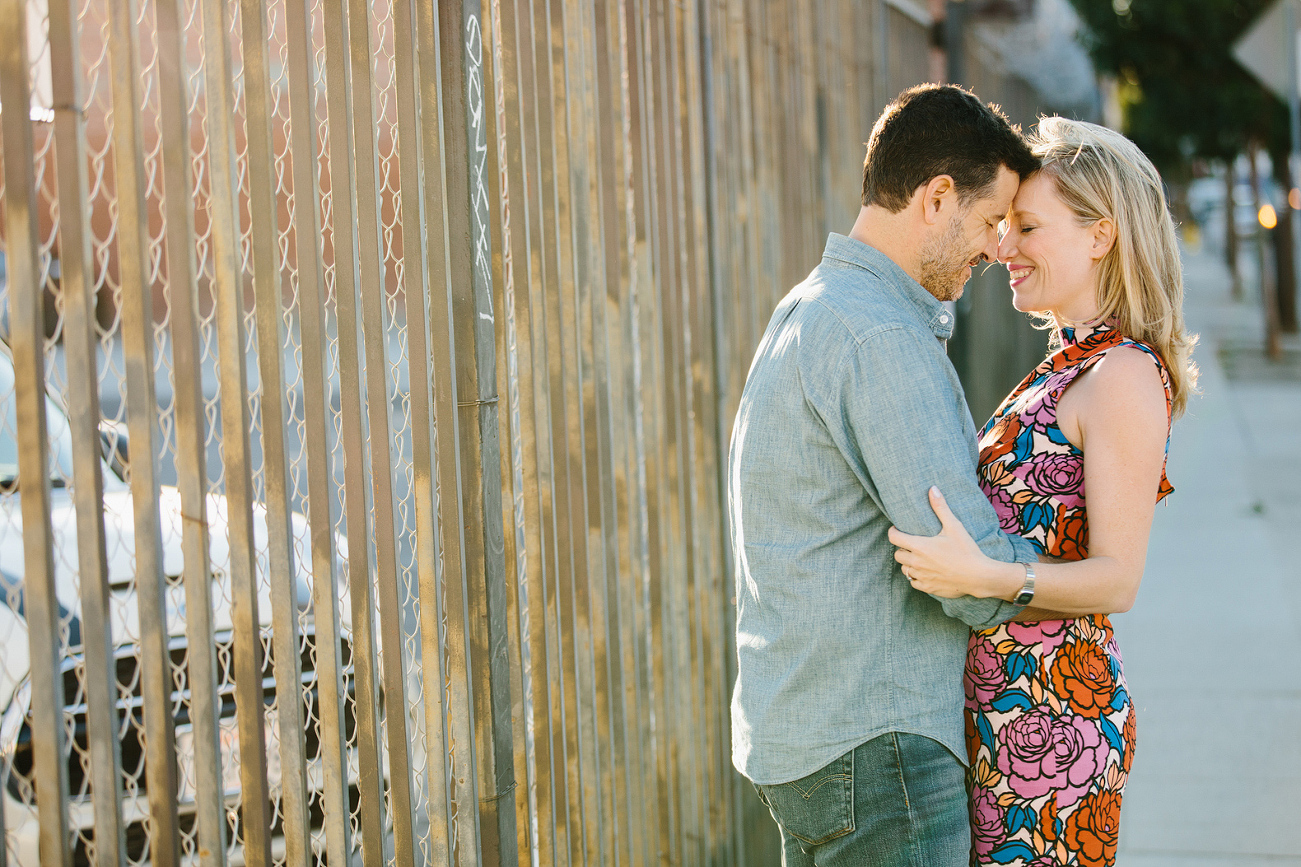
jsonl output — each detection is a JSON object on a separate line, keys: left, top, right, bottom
{"left": 1090, "top": 217, "right": 1117, "bottom": 260}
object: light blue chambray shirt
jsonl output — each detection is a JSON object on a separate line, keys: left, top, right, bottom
{"left": 728, "top": 233, "right": 1038, "bottom": 785}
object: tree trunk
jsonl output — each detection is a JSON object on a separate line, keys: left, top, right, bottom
{"left": 1225, "top": 160, "right": 1242, "bottom": 299}
{"left": 1248, "top": 141, "right": 1282, "bottom": 360}
{"left": 1270, "top": 145, "right": 1298, "bottom": 333}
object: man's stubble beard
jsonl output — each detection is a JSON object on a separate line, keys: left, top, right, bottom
{"left": 918, "top": 213, "right": 973, "bottom": 302}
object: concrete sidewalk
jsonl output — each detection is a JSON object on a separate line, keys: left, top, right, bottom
{"left": 1114, "top": 242, "right": 1301, "bottom": 865}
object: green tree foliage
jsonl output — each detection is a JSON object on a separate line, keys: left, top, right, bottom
{"left": 1067, "top": 0, "right": 1290, "bottom": 172}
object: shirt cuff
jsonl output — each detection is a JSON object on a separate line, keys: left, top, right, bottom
{"left": 1006, "top": 533, "right": 1041, "bottom": 566}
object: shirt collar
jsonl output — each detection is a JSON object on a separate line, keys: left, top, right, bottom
{"left": 820, "top": 233, "right": 955, "bottom": 339}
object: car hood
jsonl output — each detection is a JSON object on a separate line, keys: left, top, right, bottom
{"left": 0, "top": 485, "right": 350, "bottom": 709}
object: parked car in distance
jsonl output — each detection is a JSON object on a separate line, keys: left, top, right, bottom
{"left": 0, "top": 343, "right": 357, "bottom": 865}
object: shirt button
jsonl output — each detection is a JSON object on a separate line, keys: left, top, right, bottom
{"left": 939, "top": 314, "right": 950, "bottom": 324}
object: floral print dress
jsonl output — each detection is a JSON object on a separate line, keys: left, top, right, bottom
{"left": 964, "top": 323, "right": 1173, "bottom": 867}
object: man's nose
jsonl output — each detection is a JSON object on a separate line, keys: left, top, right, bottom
{"left": 981, "top": 230, "right": 1000, "bottom": 263}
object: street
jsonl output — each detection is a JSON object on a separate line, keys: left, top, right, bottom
{"left": 1115, "top": 239, "right": 1301, "bottom": 864}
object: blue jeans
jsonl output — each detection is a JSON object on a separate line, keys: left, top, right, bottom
{"left": 753, "top": 732, "right": 969, "bottom": 867}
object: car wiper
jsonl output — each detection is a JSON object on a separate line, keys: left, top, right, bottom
{"left": 0, "top": 475, "right": 69, "bottom": 491}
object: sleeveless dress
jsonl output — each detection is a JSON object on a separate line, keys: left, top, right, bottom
{"left": 964, "top": 322, "right": 1174, "bottom": 867}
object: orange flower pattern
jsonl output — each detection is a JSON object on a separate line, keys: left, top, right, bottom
{"left": 1049, "top": 640, "right": 1116, "bottom": 719}
{"left": 1063, "top": 789, "right": 1123, "bottom": 867}
{"left": 965, "top": 323, "right": 1173, "bottom": 866}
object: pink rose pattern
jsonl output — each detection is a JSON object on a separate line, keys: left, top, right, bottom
{"left": 965, "top": 323, "right": 1175, "bottom": 866}
{"left": 970, "top": 785, "right": 1006, "bottom": 858}
{"left": 965, "top": 635, "right": 1008, "bottom": 709}
{"left": 995, "top": 710, "right": 1107, "bottom": 802}
{"left": 980, "top": 477, "right": 1021, "bottom": 533}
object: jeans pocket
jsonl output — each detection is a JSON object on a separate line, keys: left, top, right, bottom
{"left": 756, "top": 751, "right": 855, "bottom": 846}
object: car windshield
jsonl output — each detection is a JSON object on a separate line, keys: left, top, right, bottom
{"left": 0, "top": 351, "right": 76, "bottom": 489}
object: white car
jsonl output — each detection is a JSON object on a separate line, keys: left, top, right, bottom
{"left": 0, "top": 344, "right": 356, "bottom": 865}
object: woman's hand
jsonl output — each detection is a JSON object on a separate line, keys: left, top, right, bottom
{"left": 888, "top": 487, "right": 1004, "bottom": 599}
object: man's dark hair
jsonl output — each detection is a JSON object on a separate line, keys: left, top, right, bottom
{"left": 861, "top": 84, "right": 1039, "bottom": 212}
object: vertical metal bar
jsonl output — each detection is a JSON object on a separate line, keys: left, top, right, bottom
{"left": 747, "top": 0, "right": 780, "bottom": 315}
{"left": 195, "top": 0, "right": 264, "bottom": 860}
{"left": 657, "top": 0, "right": 700, "bottom": 858}
{"left": 621, "top": 0, "right": 668, "bottom": 861}
{"left": 0, "top": 3, "right": 71, "bottom": 864}
{"left": 343, "top": 0, "right": 420, "bottom": 856}
{"left": 387, "top": 0, "right": 452, "bottom": 858}
{"left": 279, "top": 0, "right": 352, "bottom": 859}
{"left": 150, "top": 0, "right": 208, "bottom": 861}
{"left": 317, "top": 0, "right": 387, "bottom": 859}
{"left": 590, "top": 0, "right": 644, "bottom": 862}
{"left": 47, "top": 0, "right": 126, "bottom": 861}
{"left": 647, "top": 8, "right": 682, "bottom": 860}
{"left": 694, "top": 2, "right": 740, "bottom": 863}
{"left": 677, "top": 1, "right": 725, "bottom": 859}
{"left": 234, "top": 0, "right": 309, "bottom": 859}
{"left": 489, "top": 0, "right": 549, "bottom": 859}
{"left": 720, "top": 0, "right": 753, "bottom": 848}
{"left": 526, "top": 0, "right": 585, "bottom": 860}
{"left": 113, "top": 0, "right": 227, "bottom": 860}
{"left": 472, "top": 7, "right": 522, "bottom": 861}
{"left": 406, "top": 0, "right": 460, "bottom": 858}
{"left": 510, "top": 0, "right": 568, "bottom": 858}
{"left": 586, "top": 0, "right": 636, "bottom": 860}
{"left": 875, "top": 0, "right": 890, "bottom": 111}
{"left": 436, "top": 0, "right": 519, "bottom": 860}
{"left": 675, "top": 1, "right": 703, "bottom": 854}
{"left": 202, "top": 0, "right": 276, "bottom": 861}
{"left": 617, "top": 0, "right": 662, "bottom": 857}
{"left": 634, "top": 0, "right": 681, "bottom": 859}
{"left": 559, "top": 0, "right": 616, "bottom": 862}
{"left": 542, "top": 0, "right": 607, "bottom": 860}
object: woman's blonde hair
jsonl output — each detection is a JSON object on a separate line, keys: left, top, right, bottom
{"left": 1029, "top": 116, "right": 1198, "bottom": 418}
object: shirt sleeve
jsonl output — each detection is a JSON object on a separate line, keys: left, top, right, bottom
{"left": 838, "top": 326, "right": 1036, "bottom": 628}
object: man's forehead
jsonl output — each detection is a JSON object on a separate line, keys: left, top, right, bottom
{"left": 974, "top": 167, "right": 1020, "bottom": 216}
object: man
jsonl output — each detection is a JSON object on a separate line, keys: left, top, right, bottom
{"left": 728, "top": 84, "right": 1042, "bottom": 864}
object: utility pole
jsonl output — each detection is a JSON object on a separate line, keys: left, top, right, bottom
{"left": 945, "top": 0, "right": 969, "bottom": 85}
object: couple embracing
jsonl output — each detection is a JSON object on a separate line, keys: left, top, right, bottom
{"left": 727, "top": 84, "right": 1196, "bottom": 866}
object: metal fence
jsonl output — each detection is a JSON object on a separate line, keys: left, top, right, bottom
{"left": 0, "top": 0, "right": 1056, "bottom": 864}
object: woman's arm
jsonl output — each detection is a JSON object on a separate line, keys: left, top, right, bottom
{"left": 888, "top": 347, "right": 1169, "bottom": 616}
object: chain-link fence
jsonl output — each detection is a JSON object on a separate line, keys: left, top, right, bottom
{"left": 0, "top": 0, "right": 1058, "bottom": 863}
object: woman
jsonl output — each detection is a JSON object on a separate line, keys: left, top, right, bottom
{"left": 889, "top": 117, "right": 1197, "bottom": 867}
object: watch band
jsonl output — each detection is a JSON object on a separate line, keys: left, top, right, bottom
{"left": 1014, "top": 562, "right": 1036, "bottom": 606}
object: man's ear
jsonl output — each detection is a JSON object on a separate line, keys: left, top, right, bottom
{"left": 1090, "top": 217, "right": 1116, "bottom": 260}
{"left": 917, "top": 175, "right": 956, "bottom": 226}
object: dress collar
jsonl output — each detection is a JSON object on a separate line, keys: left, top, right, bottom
{"left": 1058, "top": 320, "right": 1124, "bottom": 353}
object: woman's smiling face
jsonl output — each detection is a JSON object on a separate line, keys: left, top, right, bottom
{"left": 997, "top": 171, "right": 1108, "bottom": 323}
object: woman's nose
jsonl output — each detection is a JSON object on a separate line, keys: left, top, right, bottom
{"left": 996, "top": 235, "right": 1016, "bottom": 263}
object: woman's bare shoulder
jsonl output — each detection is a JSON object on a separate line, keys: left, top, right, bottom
{"left": 1073, "top": 344, "right": 1168, "bottom": 434}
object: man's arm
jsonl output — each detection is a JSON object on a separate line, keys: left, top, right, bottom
{"left": 840, "top": 327, "right": 1036, "bottom": 628}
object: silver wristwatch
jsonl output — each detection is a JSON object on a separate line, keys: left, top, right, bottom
{"left": 1014, "top": 563, "right": 1036, "bottom": 606}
